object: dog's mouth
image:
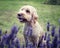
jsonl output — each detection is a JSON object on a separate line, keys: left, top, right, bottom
{"left": 18, "top": 17, "right": 27, "bottom": 22}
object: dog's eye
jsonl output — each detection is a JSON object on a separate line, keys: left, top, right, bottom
{"left": 26, "top": 10, "right": 30, "bottom": 13}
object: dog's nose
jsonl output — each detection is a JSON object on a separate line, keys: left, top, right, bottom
{"left": 17, "top": 14, "right": 23, "bottom": 16}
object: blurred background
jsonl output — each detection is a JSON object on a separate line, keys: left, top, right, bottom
{"left": 0, "top": 0, "right": 60, "bottom": 45}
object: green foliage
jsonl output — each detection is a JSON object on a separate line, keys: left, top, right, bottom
{"left": 49, "top": 0, "right": 57, "bottom": 5}
{"left": 47, "top": 0, "right": 60, "bottom": 5}
{"left": 0, "top": 0, "right": 48, "bottom": 3}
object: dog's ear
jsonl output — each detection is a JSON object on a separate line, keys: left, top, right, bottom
{"left": 33, "top": 12, "right": 38, "bottom": 20}
{"left": 32, "top": 11, "right": 38, "bottom": 23}
{"left": 32, "top": 11, "right": 38, "bottom": 20}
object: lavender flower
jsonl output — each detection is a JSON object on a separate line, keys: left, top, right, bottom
{"left": 57, "top": 39, "right": 60, "bottom": 48}
{"left": 14, "top": 38, "right": 20, "bottom": 48}
{"left": 51, "top": 25, "right": 56, "bottom": 37}
{"left": 24, "top": 26, "right": 33, "bottom": 47}
{"left": 7, "top": 35, "right": 16, "bottom": 48}
{"left": 25, "top": 38, "right": 29, "bottom": 47}
{"left": 26, "top": 26, "right": 32, "bottom": 37}
{"left": 2, "top": 30, "right": 8, "bottom": 40}
{"left": 44, "top": 32, "right": 47, "bottom": 40}
{"left": 26, "top": 43, "right": 35, "bottom": 48}
{"left": 0, "top": 29, "right": 2, "bottom": 36}
{"left": 8, "top": 25, "right": 19, "bottom": 40}
{"left": 3, "top": 31, "right": 10, "bottom": 45}
{"left": 0, "top": 38, "right": 4, "bottom": 48}
{"left": 58, "top": 27, "right": 60, "bottom": 38}
{"left": 7, "top": 43, "right": 15, "bottom": 48}
{"left": 7, "top": 25, "right": 19, "bottom": 47}
{"left": 58, "top": 19, "right": 60, "bottom": 26}
{"left": 7, "top": 43, "right": 12, "bottom": 48}
{"left": 0, "top": 29, "right": 2, "bottom": 46}
{"left": 47, "top": 34, "right": 51, "bottom": 41}
{"left": 0, "top": 30, "right": 5, "bottom": 48}
{"left": 0, "top": 42, "right": 4, "bottom": 48}
{"left": 58, "top": 19, "right": 60, "bottom": 38}
{"left": 46, "top": 41, "right": 51, "bottom": 48}
{"left": 5, "top": 36, "right": 10, "bottom": 45}
{"left": 1, "top": 22, "right": 60, "bottom": 48}
{"left": 46, "top": 34, "right": 51, "bottom": 48}
{"left": 11, "top": 25, "right": 19, "bottom": 34}
{"left": 51, "top": 34, "right": 58, "bottom": 48}
{"left": 2, "top": 31, "right": 8, "bottom": 42}
{"left": 10, "top": 39, "right": 15, "bottom": 48}
{"left": 47, "top": 22, "right": 50, "bottom": 31}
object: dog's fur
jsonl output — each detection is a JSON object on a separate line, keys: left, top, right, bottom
{"left": 17, "top": 5, "right": 45, "bottom": 48}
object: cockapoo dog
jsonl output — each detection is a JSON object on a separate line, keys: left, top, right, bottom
{"left": 17, "top": 5, "right": 45, "bottom": 48}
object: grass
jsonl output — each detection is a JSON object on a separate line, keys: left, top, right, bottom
{"left": 0, "top": 0, "right": 60, "bottom": 44}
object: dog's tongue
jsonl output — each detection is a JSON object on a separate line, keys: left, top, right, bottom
{"left": 19, "top": 18, "right": 23, "bottom": 22}
{"left": 18, "top": 17, "right": 27, "bottom": 22}
{"left": 20, "top": 19, "right": 23, "bottom": 21}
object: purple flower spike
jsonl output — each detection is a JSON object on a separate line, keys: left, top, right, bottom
{"left": 8, "top": 24, "right": 19, "bottom": 40}
{"left": 44, "top": 32, "right": 47, "bottom": 40}
{"left": 25, "top": 26, "right": 32, "bottom": 37}
{"left": 46, "top": 41, "right": 51, "bottom": 48}
{"left": 46, "top": 34, "right": 51, "bottom": 48}
{"left": 47, "top": 22, "right": 50, "bottom": 31}
{"left": 2, "top": 30, "right": 8, "bottom": 42}
{"left": 51, "top": 25, "right": 56, "bottom": 37}
{"left": 59, "top": 27, "right": 60, "bottom": 38}
{"left": 0, "top": 29, "right": 2, "bottom": 36}
{"left": 0, "top": 43, "right": 4, "bottom": 48}
{"left": 47, "top": 34, "right": 51, "bottom": 41}
{"left": 51, "top": 34, "right": 58, "bottom": 48}
{"left": 0, "top": 29, "right": 2, "bottom": 46}
{"left": 11, "top": 25, "right": 19, "bottom": 34}
{"left": 26, "top": 43, "right": 34, "bottom": 48}
{"left": 14, "top": 38, "right": 20, "bottom": 48}
{"left": 57, "top": 39, "right": 60, "bottom": 48}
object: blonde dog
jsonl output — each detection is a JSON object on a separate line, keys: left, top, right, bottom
{"left": 17, "top": 5, "right": 45, "bottom": 48}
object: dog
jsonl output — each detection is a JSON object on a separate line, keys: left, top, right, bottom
{"left": 17, "top": 5, "right": 45, "bottom": 48}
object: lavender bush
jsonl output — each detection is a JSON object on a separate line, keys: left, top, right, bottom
{"left": 47, "top": 22, "right": 50, "bottom": 31}
{"left": 0, "top": 20, "right": 60, "bottom": 48}
{"left": 51, "top": 25, "right": 56, "bottom": 37}
{"left": 0, "top": 25, "right": 20, "bottom": 48}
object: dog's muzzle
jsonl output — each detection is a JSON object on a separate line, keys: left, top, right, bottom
{"left": 17, "top": 14, "right": 27, "bottom": 22}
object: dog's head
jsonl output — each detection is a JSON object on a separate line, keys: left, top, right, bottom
{"left": 17, "top": 5, "right": 38, "bottom": 23}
